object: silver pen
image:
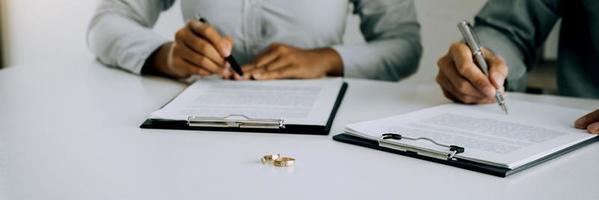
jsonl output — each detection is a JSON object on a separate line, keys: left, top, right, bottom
{"left": 457, "top": 20, "right": 508, "bottom": 114}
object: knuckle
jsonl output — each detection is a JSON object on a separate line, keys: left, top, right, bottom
{"left": 435, "top": 74, "right": 443, "bottom": 84}
{"left": 456, "top": 64, "right": 470, "bottom": 75}
{"left": 436, "top": 57, "right": 445, "bottom": 68}
{"left": 437, "top": 56, "right": 452, "bottom": 70}
{"left": 472, "top": 78, "right": 488, "bottom": 89}
{"left": 175, "top": 30, "right": 186, "bottom": 41}
{"left": 198, "top": 23, "right": 209, "bottom": 32}
{"left": 172, "top": 59, "right": 186, "bottom": 68}
{"left": 456, "top": 81, "right": 470, "bottom": 93}
{"left": 184, "top": 21, "right": 194, "bottom": 31}
{"left": 197, "top": 56, "right": 209, "bottom": 65}
{"left": 450, "top": 42, "right": 462, "bottom": 51}
{"left": 199, "top": 42, "right": 211, "bottom": 53}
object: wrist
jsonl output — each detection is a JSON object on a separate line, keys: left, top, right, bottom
{"left": 320, "top": 48, "right": 343, "bottom": 76}
{"left": 142, "top": 42, "right": 173, "bottom": 75}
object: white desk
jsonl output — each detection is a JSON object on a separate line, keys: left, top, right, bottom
{"left": 1, "top": 59, "right": 598, "bottom": 200}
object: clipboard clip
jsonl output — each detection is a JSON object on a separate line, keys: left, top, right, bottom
{"left": 187, "top": 114, "right": 285, "bottom": 129}
{"left": 378, "top": 133, "right": 465, "bottom": 160}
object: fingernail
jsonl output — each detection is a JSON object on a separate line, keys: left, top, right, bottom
{"left": 222, "top": 44, "right": 231, "bottom": 57}
{"left": 493, "top": 74, "right": 505, "bottom": 87}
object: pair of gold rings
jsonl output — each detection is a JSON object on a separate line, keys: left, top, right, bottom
{"left": 261, "top": 154, "right": 295, "bottom": 167}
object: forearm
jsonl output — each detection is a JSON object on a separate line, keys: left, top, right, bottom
{"left": 87, "top": 0, "right": 174, "bottom": 74}
{"left": 88, "top": 14, "right": 169, "bottom": 73}
{"left": 346, "top": 0, "right": 422, "bottom": 81}
{"left": 333, "top": 34, "right": 421, "bottom": 81}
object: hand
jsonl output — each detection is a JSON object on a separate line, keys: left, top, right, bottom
{"left": 237, "top": 43, "right": 343, "bottom": 80}
{"left": 146, "top": 20, "right": 234, "bottom": 79}
{"left": 436, "top": 42, "right": 508, "bottom": 104}
{"left": 575, "top": 109, "right": 599, "bottom": 134}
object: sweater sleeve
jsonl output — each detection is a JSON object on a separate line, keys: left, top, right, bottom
{"left": 87, "top": 0, "right": 175, "bottom": 74}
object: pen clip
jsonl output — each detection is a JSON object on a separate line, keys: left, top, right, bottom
{"left": 457, "top": 21, "right": 483, "bottom": 55}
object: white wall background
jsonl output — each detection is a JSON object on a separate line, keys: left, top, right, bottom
{"left": 2, "top": 0, "right": 556, "bottom": 84}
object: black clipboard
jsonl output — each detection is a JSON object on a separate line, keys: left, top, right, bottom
{"left": 140, "top": 82, "right": 347, "bottom": 135}
{"left": 333, "top": 133, "right": 598, "bottom": 177}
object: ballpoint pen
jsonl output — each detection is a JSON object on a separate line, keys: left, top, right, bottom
{"left": 457, "top": 20, "right": 508, "bottom": 114}
{"left": 198, "top": 18, "right": 244, "bottom": 76}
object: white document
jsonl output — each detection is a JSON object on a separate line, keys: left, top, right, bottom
{"left": 150, "top": 77, "right": 344, "bottom": 125}
{"left": 345, "top": 100, "right": 596, "bottom": 169}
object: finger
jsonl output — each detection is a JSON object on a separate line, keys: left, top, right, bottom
{"left": 437, "top": 54, "right": 488, "bottom": 100}
{"left": 249, "top": 67, "right": 267, "bottom": 80}
{"left": 436, "top": 73, "right": 487, "bottom": 104}
{"left": 450, "top": 42, "right": 496, "bottom": 97}
{"left": 263, "top": 57, "right": 292, "bottom": 72}
{"left": 176, "top": 27, "right": 226, "bottom": 67}
{"left": 574, "top": 109, "right": 599, "bottom": 129}
{"left": 241, "top": 64, "right": 254, "bottom": 74}
{"left": 172, "top": 58, "right": 210, "bottom": 77}
{"left": 240, "top": 64, "right": 257, "bottom": 80}
{"left": 587, "top": 122, "right": 599, "bottom": 134}
{"left": 252, "top": 66, "right": 297, "bottom": 80}
{"left": 221, "top": 63, "right": 233, "bottom": 79}
{"left": 174, "top": 42, "right": 223, "bottom": 74}
{"left": 440, "top": 83, "right": 460, "bottom": 103}
{"left": 252, "top": 46, "right": 281, "bottom": 69}
{"left": 188, "top": 20, "right": 232, "bottom": 57}
{"left": 484, "top": 48, "right": 509, "bottom": 89}
{"left": 232, "top": 72, "right": 244, "bottom": 80}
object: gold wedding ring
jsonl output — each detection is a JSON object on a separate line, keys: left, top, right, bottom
{"left": 261, "top": 154, "right": 280, "bottom": 164}
{"left": 273, "top": 157, "right": 295, "bottom": 167}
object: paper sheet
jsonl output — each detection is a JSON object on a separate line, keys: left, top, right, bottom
{"left": 345, "top": 100, "right": 596, "bottom": 169}
{"left": 150, "top": 77, "right": 344, "bottom": 125}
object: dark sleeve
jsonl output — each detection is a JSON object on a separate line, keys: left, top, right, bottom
{"left": 473, "top": 0, "right": 561, "bottom": 91}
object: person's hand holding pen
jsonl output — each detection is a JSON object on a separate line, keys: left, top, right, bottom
{"left": 145, "top": 19, "right": 235, "bottom": 79}
{"left": 436, "top": 42, "right": 508, "bottom": 105}
{"left": 436, "top": 42, "right": 599, "bottom": 134}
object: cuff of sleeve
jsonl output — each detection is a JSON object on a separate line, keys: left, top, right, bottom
{"left": 118, "top": 34, "right": 170, "bottom": 74}
{"left": 331, "top": 45, "right": 373, "bottom": 79}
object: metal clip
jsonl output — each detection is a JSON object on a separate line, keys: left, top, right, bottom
{"left": 378, "top": 133, "right": 465, "bottom": 160}
{"left": 187, "top": 114, "right": 285, "bottom": 129}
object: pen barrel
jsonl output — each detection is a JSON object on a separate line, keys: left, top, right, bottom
{"left": 473, "top": 52, "right": 489, "bottom": 74}
{"left": 457, "top": 21, "right": 482, "bottom": 53}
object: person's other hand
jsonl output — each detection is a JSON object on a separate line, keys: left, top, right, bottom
{"left": 237, "top": 43, "right": 343, "bottom": 80}
{"left": 575, "top": 109, "right": 599, "bottom": 134}
{"left": 148, "top": 20, "right": 234, "bottom": 79}
{"left": 436, "top": 42, "right": 508, "bottom": 104}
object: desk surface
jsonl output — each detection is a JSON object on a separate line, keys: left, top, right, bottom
{"left": 1, "top": 59, "right": 598, "bottom": 200}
